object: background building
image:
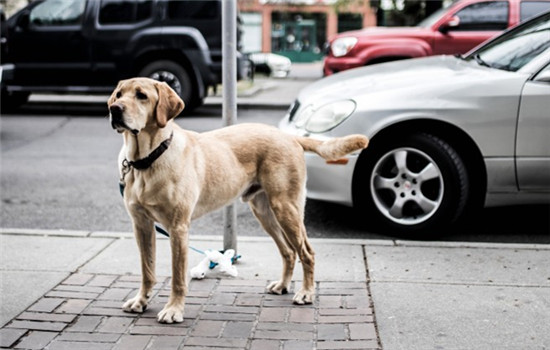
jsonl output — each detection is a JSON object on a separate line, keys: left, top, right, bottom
{"left": 239, "top": 0, "right": 376, "bottom": 62}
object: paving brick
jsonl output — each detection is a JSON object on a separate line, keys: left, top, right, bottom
{"left": 204, "top": 305, "right": 259, "bottom": 314}
{"left": 130, "top": 325, "right": 190, "bottom": 336}
{"left": 235, "top": 293, "right": 263, "bottom": 306}
{"left": 186, "top": 336, "right": 247, "bottom": 348}
{"left": 27, "top": 298, "right": 65, "bottom": 313}
{"left": 63, "top": 274, "right": 94, "bottom": 286}
{"left": 57, "top": 332, "right": 120, "bottom": 342}
{"left": 222, "top": 321, "right": 254, "bottom": 338}
{"left": 56, "top": 299, "right": 92, "bottom": 314}
{"left": 0, "top": 328, "right": 27, "bottom": 347}
{"left": 289, "top": 308, "right": 314, "bottom": 323}
{"left": 7, "top": 320, "right": 66, "bottom": 332}
{"left": 256, "top": 322, "right": 314, "bottom": 332}
{"left": 17, "top": 312, "right": 76, "bottom": 323}
{"left": 250, "top": 339, "right": 280, "bottom": 350}
{"left": 219, "top": 279, "right": 267, "bottom": 287}
{"left": 201, "top": 312, "right": 256, "bottom": 322}
{"left": 259, "top": 307, "right": 287, "bottom": 322}
{"left": 65, "top": 316, "right": 102, "bottom": 332}
{"left": 188, "top": 279, "right": 217, "bottom": 291}
{"left": 96, "top": 317, "right": 133, "bottom": 333}
{"left": 55, "top": 285, "right": 106, "bottom": 294}
{"left": 255, "top": 330, "right": 313, "bottom": 341}
{"left": 317, "top": 324, "right": 346, "bottom": 341}
{"left": 319, "top": 308, "right": 372, "bottom": 316}
{"left": 319, "top": 295, "right": 342, "bottom": 309}
{"left": 284, "top": 340, "right": 314, "bottom": 350}
{"left": 190, "top": 320, "right": 224, "bottom": 337}
{"left": 84, "top": 307, "right": 135, "bottom": 317}
{"left": 134, "top": 317, "right": 189, "bottom": 329}
{"left": 208, "top": 292, "right": 236, "bottom": 305}
{"left": 318, "top": 315, "right": 374, "bottom": 324}
{"left": 349, "top": 323, "right": 377, "bottom": 340}
{"left": 46, "top": 291, "right": 99, "bottom": 299}
{"left": 148, "top": 335, "right": 184, "bottom": 349}
{"left": 47, "top": 340, "right": 113, "bottom": 350}
{"left": 317, "top": 340, "right": 380, "bottom": 349}
{"left": 319, "top": 282, "right": 366, "bottom": 289}
{"left": 112, "top": 335, "right": 152, "bottom": 350}
{"left": 218, "top": 285, "right": 265, "bottom": 293}
{"left": 13, "top": 330, "right": 57, "bottom": 349}
{"left": 98, "top": 288, "right": 133, "bottom": 301}
{"left": 88, "top": 275, "right": 118, "bottom": 287}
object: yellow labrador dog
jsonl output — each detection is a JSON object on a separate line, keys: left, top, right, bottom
{"left": 108, "top": 77, "right": 368, "bottom": 324}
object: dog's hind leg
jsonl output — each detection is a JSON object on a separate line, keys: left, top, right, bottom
{"left": 249, "top": 192, "right": 296, "bottom": 295}
{"left": 122, "top": 215, "right": 156, "bottom": 314}
{"left": 268, "top": 197, "right": 315, "bottom": 305}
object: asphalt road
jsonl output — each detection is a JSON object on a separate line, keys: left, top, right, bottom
{"left": 1, "top": 102, "right": 549, "bottom": 243}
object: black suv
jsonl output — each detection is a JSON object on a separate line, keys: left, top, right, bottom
{"left": 1, "top": 0, "right": 246, "bottom": 112}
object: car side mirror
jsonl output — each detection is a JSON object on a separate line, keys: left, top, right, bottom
{"left": 439, "top": 16, "right": 460, "bottom": 34}
{"left": 16, "top": 12, "right": 30, "bottom": 30}
{"left": 534, "top": 69, "right": 550, "bottom": 83}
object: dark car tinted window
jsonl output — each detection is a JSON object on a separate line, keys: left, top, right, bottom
{"left": 521, "top": 1, "right": 550, "bottom": 21}
{"left": 30, "top": 0, "right": 86, "bottom": 26}
{"left": 99, "top": 0, "right": 153, "bottom": 25}
{"left": 453, "top": 1, "right": 509, "bottom": 31}
{"left": 167, "top": 0, "right": 219, "bottom": 20}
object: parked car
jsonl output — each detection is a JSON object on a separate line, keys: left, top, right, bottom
{"left": 324, "top": 0, "right": 550, "bottom": 76}
{"left": 248, "top": 52, "right": 292, "bottom": 78}
{"left": 280, "top": 10, "right": 550, "bottom": 236}
{"left": 0, "top": 0, "right": 248, "bottom": 112}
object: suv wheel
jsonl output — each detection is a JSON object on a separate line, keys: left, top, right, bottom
{"left": 353, "top": 133, "right": 469, "bottom": 236}
{"left": 1, "top": 90, "right": 30, "bottom": 112}
{"left": 139, "top": 60, "right": 200, "bottom": 112}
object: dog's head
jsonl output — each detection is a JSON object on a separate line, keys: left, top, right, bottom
{"left": 108, "top": 77, "right": 185, "bottom": 134}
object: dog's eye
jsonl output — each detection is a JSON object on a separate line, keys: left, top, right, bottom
{"left": 136, "top": 91, "right": 147, "bottom": 100}
{"left": 116, "top": 91, "right": 121, "bottom": 98}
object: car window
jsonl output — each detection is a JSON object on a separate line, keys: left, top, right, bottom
{"left": 521, "top": 1, "right": 550, "bottom": 21}
{"left": 30, "top": 0, "right": 86, "bottom": 26}
{"left": 469, "top": 12, "right": 550, "bottom": 71}
{"left": 452, "top": 1, "right": 509, "bottom": 31}
{"left": 167, "top": 0, "right": 220, "bottom": 20}
{"left": 98, "top": 0, "right": 153, "bottom": 25}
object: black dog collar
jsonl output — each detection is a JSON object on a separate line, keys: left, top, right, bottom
{"left": 127, "top": 131, "right": 174, "bottom": 170}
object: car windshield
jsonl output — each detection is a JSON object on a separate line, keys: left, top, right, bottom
{"left": 466, "top": 11, "right": 550, "bottom": 72}
{"left": 417, "top": 5, "right": 452, "bottom": 28}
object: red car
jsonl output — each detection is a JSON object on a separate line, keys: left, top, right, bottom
{"left": 324, "top": 0, "right": 550, "bottom": 75}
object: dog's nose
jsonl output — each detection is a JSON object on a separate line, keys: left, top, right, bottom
{"left": 110, "top": 104, "right": 124, "bottom": 119}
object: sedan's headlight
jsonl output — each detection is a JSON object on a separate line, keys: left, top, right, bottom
{"left": 292, "top": 100, "right": 356, "bottom": 133}
{"left": 331, "top": 37, "right": 358, "bottom": 57}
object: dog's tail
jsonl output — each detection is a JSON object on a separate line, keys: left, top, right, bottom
{"left": 296, "top": 134, "right": 369, "bottom": 161}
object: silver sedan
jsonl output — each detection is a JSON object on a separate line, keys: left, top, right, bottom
{"left": 279, "top": 11, "right": 550, "bottom": 236}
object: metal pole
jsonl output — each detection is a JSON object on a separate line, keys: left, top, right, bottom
{"left": 222, "top": 0, "right": 237, "bottom": 253}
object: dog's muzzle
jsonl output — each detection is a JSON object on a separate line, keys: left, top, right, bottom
{"left": 109, "top": 104, "right": 138, "bottom": 134}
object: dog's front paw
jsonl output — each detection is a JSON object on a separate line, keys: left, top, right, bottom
{"left": 122, "top": 295, "right": 148, "bottom": 313}
{"left": 157, "top": 303, "right": 184, "bottom": 324}
{"left": 293, "top": 288, "right": 314, "bottom": 305}
{"left": 266, "top": 280, "right": 289, "bottom": 295}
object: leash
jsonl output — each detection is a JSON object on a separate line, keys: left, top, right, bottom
{"left": 119, "top": 182, "right": 240, "bottom": 269}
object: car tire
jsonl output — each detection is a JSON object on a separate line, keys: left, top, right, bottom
{"left": 138, "top": 60, "right": 201, "bottom": 113}
{"left": 1, "top": 90, "right": 30, "bottom": 112}
{"left": 353, "top": 133, "right": 469, "bottom": 236}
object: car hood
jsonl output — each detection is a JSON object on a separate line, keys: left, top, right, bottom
{"left": 332, "top": 26, "right": 430, "bottom": 41}
{"left": 298, "top": 55, "right": 526, "bottom": 107}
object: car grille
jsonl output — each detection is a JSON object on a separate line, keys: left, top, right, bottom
{"left": 288, "top": 100, "right": 300, "bottom": 122}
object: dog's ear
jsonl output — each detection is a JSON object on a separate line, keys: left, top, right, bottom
{"left": 155, "top": 81, "right": 185, "bottom": 128}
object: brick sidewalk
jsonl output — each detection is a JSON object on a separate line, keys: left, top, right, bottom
{"left": 1, "top": 274, "right": 381, "bottom": 350}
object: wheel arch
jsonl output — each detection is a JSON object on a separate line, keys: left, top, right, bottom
{"left": 132, "top": 50, "right": 204, "bottom": 100}
{"left": 353, "top": 119, "right": 487, "bottom": 213}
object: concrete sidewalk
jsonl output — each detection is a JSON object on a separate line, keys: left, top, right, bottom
{"left": 1, "top": 229, "right": 548, "bottom": 349}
